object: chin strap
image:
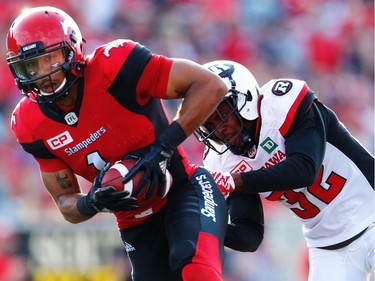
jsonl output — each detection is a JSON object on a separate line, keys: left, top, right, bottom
{"left": 39, "top": 77, "right": 67, "bottom": 96}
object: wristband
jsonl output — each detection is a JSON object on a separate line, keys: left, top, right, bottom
{"left": 158, "top": 121, "right": 187, "bottom": 149}
{"left": 77, "top": 196, "right": 98, "bottom": 216}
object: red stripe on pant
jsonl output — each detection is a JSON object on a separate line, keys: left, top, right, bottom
{"left": 181, "top": 232, "right": 223, "bottom": 281}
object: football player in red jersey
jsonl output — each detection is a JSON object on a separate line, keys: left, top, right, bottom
{"left": 196, "top": 60, "right": 375, "bottom": 281}
{"left": 6, "top": 7, "right": 229, "bottom": 281}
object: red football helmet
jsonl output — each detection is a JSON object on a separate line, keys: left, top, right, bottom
{"left": 6, "top": 6, "right": 86, "bottom": 103}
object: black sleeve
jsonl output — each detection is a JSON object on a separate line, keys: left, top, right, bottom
{"left": 242, "top": 94, "right": 326, "bottom": 193}
{"left": 323, "top": 104, "right": 374, "bottom": 188}
{"left": 224, "top": 192, "right": 264, "bottom": 252}
{"left": 20, "top": 139, "right": 57, "bottom": 159}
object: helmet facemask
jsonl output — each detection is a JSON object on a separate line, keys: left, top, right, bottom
{"left": 7, "top": 39, "right": 84, "bottom": 103}
{"left": 196, "top": 81, "right": 255, "bottom": 155}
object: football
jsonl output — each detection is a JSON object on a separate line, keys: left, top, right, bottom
{"left": 101, "top": 159, "right": 173, "bottom": 208}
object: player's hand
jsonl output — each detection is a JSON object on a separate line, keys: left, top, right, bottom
{"left": 122, "top": 140, "right": 174, "bottom": 199}
{"left": 211, "top": 171, "right": 235, "bottom": 199}
{"left": 77, "top": 163, "right": 138, "bottom": 216}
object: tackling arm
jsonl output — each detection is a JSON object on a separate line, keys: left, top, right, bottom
{"left": 239, "top": 98, "right": 326, "bottom": 193}
{"left": 225, "top": 192, "right": 264, "bottom": 252}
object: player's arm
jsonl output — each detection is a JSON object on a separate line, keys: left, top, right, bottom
{"left": 42, "top": 166, "right": 137, "bottom": 224}
{"left": 41, "top": 168, "right": 89, "bottom": 223}
{"left": 225, "top": 192, "right": 264, "bottom": 252}
{"left": 234, "top": 97, "right": 326, "bottom": 193}
{"left": 122, "top": 59, "right": 227, "bottom": 193}
{"left": 211, "top": 171, "right": 264, "bottom": 251}
{"left": 166, "top": 58, "right": 228, "bottom": 135}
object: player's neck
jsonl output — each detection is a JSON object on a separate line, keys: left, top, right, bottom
{"left": 54, "top": 85, "right": 78, "bottom": 111}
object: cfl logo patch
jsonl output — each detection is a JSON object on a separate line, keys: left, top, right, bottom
{"left": 47, "top": 131, "right": 73, "bottom": 150}
{"left": 64, "top": 112, "right": 78, "bottom": 125}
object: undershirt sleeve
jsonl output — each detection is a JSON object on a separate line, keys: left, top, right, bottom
{"left": 225, "top": 192, "right": 264, "bottom": 251}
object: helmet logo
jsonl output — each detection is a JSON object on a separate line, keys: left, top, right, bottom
{"left": 11, "top": 114, "right": 16, "bottom": 128}
{"left": 60, "top": 18, "right": 75, "bottom": 36}
{"left": 207, "top": 63, "right": 235, "bottom": 82}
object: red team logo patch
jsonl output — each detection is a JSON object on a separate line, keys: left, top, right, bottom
{"left": 47, "top": 131, "right": 73, "bottom": 150}
{"left": 231, "top": 160, "right": 253, "bottom": 173}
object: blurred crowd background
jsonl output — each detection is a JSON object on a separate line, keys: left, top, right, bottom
{"left": 0, "top": 0, "right": 373, "bottom": 280}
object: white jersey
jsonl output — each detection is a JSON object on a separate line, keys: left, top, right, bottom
{"left": 204, "top": 78, "right": 374, "bottom": 248}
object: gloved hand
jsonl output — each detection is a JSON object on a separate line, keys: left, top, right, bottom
{"left": 211, "top": 171, "right": 236, "bottom": 199}
{"left": 77, "top": 163, "right": 138, "bottom": 216}
{"left": 122, "top": 140, "right": 173, "bottom": 199}
{"left": 122, "top": 121, "right": 186, "bottom": 200}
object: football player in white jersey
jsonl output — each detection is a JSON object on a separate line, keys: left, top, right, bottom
{"left": 195, "top": 60, "right": 375, "bottom": 281}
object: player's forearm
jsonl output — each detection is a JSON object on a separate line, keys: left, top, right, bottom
{"left": 231, "top": 173, "right": 245, "bottom": 192}
{"left": 56, "top": 193, "right": 94, "bottom": 223}
{"left": 236, "top": 155, "right": 317, "bottom": 193}
{"left": 225, "top": 222, "right": 264, "bottom": 252}
{"left": 175, "top": 77, "right": 227, "bottom": 136}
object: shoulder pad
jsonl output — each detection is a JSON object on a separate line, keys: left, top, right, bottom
{"left": 261, "top": 79, "right": 308, "bottom": 97}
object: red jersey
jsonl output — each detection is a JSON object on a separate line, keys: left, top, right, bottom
{"left": 11, "top": 39, "right": 195, "bottom": 228}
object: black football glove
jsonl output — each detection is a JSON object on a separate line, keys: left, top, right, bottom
{"left": 122, "top": 141, "right": 173, "bottom": 199}
{"left": 77, "top": 163, "right": 138, "bottom": 216}
{"left": 122, "top": 121, "right": 186, "bottom": 199}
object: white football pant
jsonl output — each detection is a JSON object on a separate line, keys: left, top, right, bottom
{"left": 308, "top": 223, "right": 374, "bottom": 281}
